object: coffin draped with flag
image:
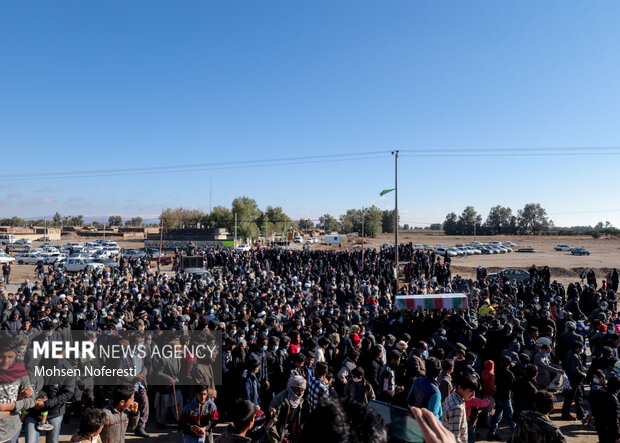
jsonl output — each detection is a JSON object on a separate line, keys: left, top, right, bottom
{"left": 395, "top": 293, "right": 468, "bottom": 310}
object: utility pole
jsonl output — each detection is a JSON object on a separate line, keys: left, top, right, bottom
{"left": 234, "top": 212, "right": 237, "bottom": 247}
{"left": 159, "top": 209, "right": 164, "bottom": 259}
{"left": 474, "top": 223, "right": 476, "bottom": 242}
{"left": 209, "top": 177, "right": 213, "bottom": 214}
{"left": 361, "top": 206, "right": 365, "bottom": 270}
{"left": 393, "top": 150, "right": 399, "bottom": 291}
{"left": 103, "top": 220, "right": 106, "bottom": 240}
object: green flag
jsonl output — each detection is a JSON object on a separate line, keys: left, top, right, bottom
{"left": 380, "top": 188, "right": 395, "bottom": 197}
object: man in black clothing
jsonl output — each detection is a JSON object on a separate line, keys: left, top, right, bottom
{"left": 590, "top": 376, "right": 620, "bottom": 443}
{"left": 2, "top": 262, "right": 10, "bottom": 284}
{"left": 562, "top": 341, "right": 586, "bottom": 420}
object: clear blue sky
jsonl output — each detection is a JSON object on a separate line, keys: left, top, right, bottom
{"left": 1, "top": 1, "right": 620, "bottom": 227}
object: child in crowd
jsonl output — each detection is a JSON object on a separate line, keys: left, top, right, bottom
{"left": 442, "top": 372, "right": 478, "bottom": 443}
{"left": 70, "top": 408, "right": 108, "bottom": 443}
{"left": 99, "top": 384, "right": 140, "bottom": 443}
{"left": 179, "top": 385, "right": 219, "bottom": 443}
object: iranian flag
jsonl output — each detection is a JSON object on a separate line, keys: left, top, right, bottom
{"left": 395, "top": 294, "right": 468, "bottom": 310}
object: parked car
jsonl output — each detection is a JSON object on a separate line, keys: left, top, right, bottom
{"left": 479, "top": 246, "right": 495, "bottom": 254}
{"left": 465, "top": 246, "right": 481, "bottom": 254}
{"left": 305, "top": 238, "right": 314, "bottom": 245}
{"left": 571, "top": 247, "right": 590, "bottom": 256}
{"left": 92, "top": 257, "right": 120, "bottom": 268}
{"left": 467, "top": 241, "right": 483, "bottom": 247}
{"left": 14, "top": 252, "right": 45, "bottom": 264}
{"left": 11, "top": 239, "right": 32, "bottom": 248}
{"left": 435, "top": 247, "right": 457, "bottom": 257}
{"left": 554, "top": 244, "right": 572, "bottom": 251}
{"left": 122, "top": 249, "right": 146, "bottom": 259}
{"left": 146, "top": 248, "right": 173, "bottom": 264}
{"left": 0, "top": 252, "right": 15, "bottom": 264}
{"left": 504, "top": 241, "right": 518, "bottom": 247}
{"left": 293, "top": 236, "right": 304, "bottom": 243}
{"left": 63, "top": 257, "right": 105, "bottom": 272}
{"left": 488, "top": 268, "right": 531, "bottom": 282}
{"left": 43, "top": 253, "right": 67, "bottom": 264}
{"left": 235, "top": 244, "right": 252, "bottom": 252}
{"left": 447, "top": 247, "right": 463, "bottom": 256}
{"left": 381, "top": 243, "right": 394, "bottom": 250}
{"left": 456, "top": 247, "right": 473, "bottom": 255}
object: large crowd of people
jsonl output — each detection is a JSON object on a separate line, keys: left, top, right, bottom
{"left": 0, "top": 243, "right": 619, "bottom": 443}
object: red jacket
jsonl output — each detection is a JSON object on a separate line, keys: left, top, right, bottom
{"left": 481, "top": 360, "right": 496, "bottom": 397}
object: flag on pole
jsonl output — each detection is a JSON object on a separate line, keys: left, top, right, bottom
{"left": 380, "top": 188, "right": 395, "bottom": 197}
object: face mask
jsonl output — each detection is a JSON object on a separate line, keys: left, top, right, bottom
{"left": 273, "top": 346, "right": 279, "bottom": 352}
{"left": 17, "top": 345, "right": 27, "bottom": 353}
{"left": 533, "top": 298, "right": 539, "bottom": 304}
{"left": 593, "top": 378, "right": 603, "bottom": 385}
{"left": 352, "top": 377, "right": 361, "bottom": 383}
{"left": 422, "top": 350, "right": 429, "bottom": 358}
{"left": 262, "top": 346, "right": 268, "bottom": 351}
{"left": 601, "top": 306, "right": 607, "bottom": 311}
{"left": 544, "top": 352, "right": 551, "bottom": 358}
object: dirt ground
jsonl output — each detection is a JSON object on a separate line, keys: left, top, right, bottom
{"left": 319, "top": 232, "right": 620, "bottom": 288}
{"left": 4, "top": 234, "right": 612, "bottom": 442}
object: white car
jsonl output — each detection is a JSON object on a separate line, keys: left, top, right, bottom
{"left": 435, "top": 247, "right": 457, "bottom": 257}
{"left": 123, "top": 249, "right": 146, "bottom": 259}
{"left": 381, "top": 243, "right": 394, "bottom": 249}
{"left": 465, "top": 246, "right": 482, "bottom": 254}
{"left": 305, "top": 238, "right": 314, "bottom": 245}
{"left": 293, "top": 236, "right": 303, "bottom": 243}
{"left": 448, "top": 247, "right": 464, "bottom": 256}
{"left": 0, "top": 253, "right": 15, "bottom": 264}
{"left": 92, "top": 257, "right": 120, "bottom": 268}
{"left": 43, "top": 253, "right": 67, "bottom": 264}
{"left": 235, "top": 244, "right": 252, "bottom": 252}
{"left": 504, "top": 241, "right": 518, "bottom": 247}
{"left": 92, "top": 249, "right": 112, "bottom": 259}
{"left": 103, "top": 246, "right": 121, "bottom": 256}
{"left": 68, "top": 253, "right": 94, "bottom": 259}
{"left": 14, "top": 252, "right": 45, "bottom": 264}
{"left": 62, "top": 242, "right": 84, "bottom": 249}
{"left": 63, "top": 257, "right": 105, "bottom": 272}
{"left": 457, "top": 247, "right": 474, "bottom": 255}
{"left": 554, "top": 244, "right": 572, "bottom": 251}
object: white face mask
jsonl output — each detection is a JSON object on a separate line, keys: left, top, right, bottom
{"left": 352, "top": 377, "right": 361, "bottom": 383}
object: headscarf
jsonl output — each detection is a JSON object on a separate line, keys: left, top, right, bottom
{"left": 287, "top": 375, "right": 306, "bottom": 408}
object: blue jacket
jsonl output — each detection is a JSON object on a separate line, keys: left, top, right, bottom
{"left": 242, "top": 371, "right": 260, "bottom": 406}
{"left": 408, "top": 376, "right": 443, "bottom": 419}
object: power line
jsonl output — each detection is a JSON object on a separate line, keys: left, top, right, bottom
{"left": 3, "top": 145, "right": 620, "bottom": 182}
{"left": 0, "top": 151, "right": 390, "bottom": 181}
